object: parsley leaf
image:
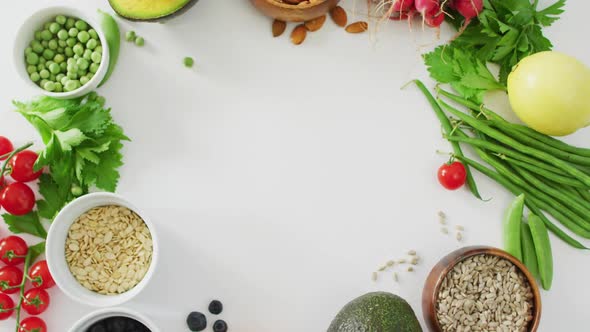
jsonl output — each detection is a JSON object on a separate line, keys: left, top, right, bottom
{"left": 535, "top": 0, "right": 566, "bottom": 26}
{"left": 3, "top": 212, "right": 47, "bottom": 239}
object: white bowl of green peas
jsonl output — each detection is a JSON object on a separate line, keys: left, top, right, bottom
{"left": 14, "top": 6, "right": 110, "bottom": 99}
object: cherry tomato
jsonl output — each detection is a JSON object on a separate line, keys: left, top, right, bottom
{"left": 0, "top": 182, "right": 35, "bottom": 216}
{"left": 22, "top": 288, "right": 50, "bottom": 315}
{"left": 9, "top": 150, "right": 42, "bottom": 182}
{"left": 19, "top": 317, "right": 47, "bottom": 332}
{"left": 438, "top": 161, "right": 467, "bottom": 190}
{"left": 0, "top": 137, "right": 13, "bottom": 161}
{"left": 0, "top": 236, "right": 29, "bottom": 266}
{"left": 0, "top": 266, "right": 23, "bottom": 294}
{"left": 29, "top": 261, "right": 55, "bottom": 289}
{"left": 0, "top": 293, "right": 14, "bottom": 320}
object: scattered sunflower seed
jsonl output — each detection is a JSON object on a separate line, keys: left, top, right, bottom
{"left": 407, "top": 266, "right": 414, "bottom": 272}
{"left": 438, "top": 211, "right": 446, "bottom": 224}
{"left": 386, "top": 260, "right": 395, "bottom": 267}
{"left": 456, "top": 232, "right": 463, "bottom": 241}
{"left": 441, "top": 227, "right": 449, "bottom": 234}
{"left": 378, "top": 265, "right": 388, "bottom": 272}
{"left": 371, "top": 272, "right": 378, "bottom": 282}
{"left": 397, "top": 259, "right": 407, "bottom": 264}
{"left": 407, "top": 250, "right": 417, "bottom": 256}
{"left": 455, "top": 225, "right": 464, "bottom": 231}
{"left": 410, "top": 257, "right": 419, "bottom": 265}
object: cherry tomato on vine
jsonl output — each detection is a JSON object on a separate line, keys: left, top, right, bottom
{"left": 0, "top": 236, "right": 29, "bottom": 265}
{"left": 0, "top": 182, "right": 35, "bottom": 216}
{"left": 19, "top": 316, "right": 47, "bottom": 332}
{"left": 22, "top": 288, "right": 50, "bottom": 315}
{"left": 437, "top": 161, "right": 467, "bottom": 190}
{"left": 29, "top": 261, "right": 55, "bottom": 289}
{"left": 0, "top": 265, "right": 23, "bottom": 294}
{"left": 0, "top": 293, "right": 14, "bottom": 320}
{"left": 9, "top": 150, "right": 42, "bottom": 182}
{"left": 0, "top": 137, "right": 13, "bottom": 161}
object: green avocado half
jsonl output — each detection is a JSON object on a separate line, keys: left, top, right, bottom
{"left": 108, "top": 0, "right": 198, "bottom": 21}
{"left": 328, "top": 292, "right": 423, "bottom": 332}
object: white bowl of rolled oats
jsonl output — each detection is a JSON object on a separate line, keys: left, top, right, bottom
{"left": 46, "top": 192, "right": 159, "bottom": 307}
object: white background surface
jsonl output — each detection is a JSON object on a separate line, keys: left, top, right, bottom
{"left": 1, "top": 0, "right": 589, "bottom": 331}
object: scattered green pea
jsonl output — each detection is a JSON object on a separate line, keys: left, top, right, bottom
{"left": 68, "top": 28, "right": 79, "bottom": 37}
{"left": 58, "top": 29, "right": 69, "bottom": 40}
{"left": 66, "top": 18, "right": 75, "bottom": 29}
{"left": 49, "top": 63, "right": 61, "bottom": 74}
{"left": 43, "top": 81, "right": 56, "bottom": 92}
{"left": 56, "top": 15, "right": 67, "bottom": 25}
{"left": 183, "top": 57, "right": 194, "bottom": 68}
{"left": 86, "top": 39, "right": 98, "bottom": 50}
{"left": 91, "top": 51, "right": 102, "bottom": 63}
{"left": 39, "top": 69, "right": 50, "bottom": 79}
{"left": 49, "top": 22, "right": 61, "bottom": 34}
{"left": 78, "top": 30, "right": 90, "bottom": 43}
{"left": 48, "top": 39, "right": 58, "bottom": 50}
{"left": 126, "top": 30, "right": 136, "bottom": 42}
{"left": 75, "top": 20, "right": 88, "bottom": 31}
{"left": 41, "top": 30, "right": 52, "bottom": 41}
{"left": 134, "top": 36, "right": 144, "bottom": 47}
{"left": 26, "top": 53, "right": 39, "bottom": 65}
{"left": 30, "top": 72, "right": 40, "bottom": 82}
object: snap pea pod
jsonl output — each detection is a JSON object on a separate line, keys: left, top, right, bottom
{"left": 504, "top": 194, "right": 524, "bottom": 261}
{"left": 413, "top": 80, "right": 482, "bottom": 199}
{"left": 437, "top": 88, "right": 590, "bottom": 158}
{"left": 501, "top": 155, "right": 588, "bottom": 189}
{"left": 454, "top": 154, "right": 587, "bottom": 249}
{"left": 97, "top": 10, "right": 120, "bottom": 87}
{"left": 521, "top": 222, "right": 540, "bottom": 279}
{"left": 528, "top": 214, "right": 554, "bottom": 290}
{"left": 439, "top": 100, "right": 590, "bottom": 187}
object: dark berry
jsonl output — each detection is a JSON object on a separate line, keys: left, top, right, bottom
{"left": 213, "top": 320, "right": 228, "bottom": 332}
{"left": 208, "top": 300, "right": 223, "bottom": 315}
{"left": 87, "top": 322, "right": 107, "bottom": 332}
{"left": 186, "top": 311, "right": 207, "bottom": 331}
{"left": 105, "top": 317, "right": 127, "bottom": 332}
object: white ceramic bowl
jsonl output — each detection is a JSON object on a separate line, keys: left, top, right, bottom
{"left": 46, "top": 192, "right": 158, "bottom": 307}
{"left": 14, "top": 6, "right": 110, "bottom": 99}
{"left": 68, "top": 307, "right": 161, "bottom": 332}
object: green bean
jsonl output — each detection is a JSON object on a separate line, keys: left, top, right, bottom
{"left": 512, "top": 164, "right": 590, "bottom": 222}
{"left": 455, "top": 154, "right": 588, "bottom": 249}
{"left": 446, "top": 135, "right": 566, "bottom": 175}
{"left": 414, "top": 80, "right": 482, "bottom": 199}
{"left": 576, "top": 188, "right": 590, "bottom": 202}
{"left": 528, "top": 214, "right": 553, "bottom": 290}
{"left": 440, "top": 100, "right": 590, "bottom": 186}
{"left": 503, "top": 194, "right": 524, "bottom": 260}
{"left": 521, "top": 222, "right": 539, "bottom": 279}
{"left": 438, "top": 88, "right": 590, "bottom": 158}
{"left": 501, "top": 155, "right": 588, "bottom": 189}
{"left": 546, "top": 180, "right": 590, "bottom": 211}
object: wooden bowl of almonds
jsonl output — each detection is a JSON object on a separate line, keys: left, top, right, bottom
{"left": 46, "top": 192, "right": 158, "bottom": 307}
{"left": 422, "top": 246, "right": 542, "bottom": 332}
{"left": 250, "top": 0, "right": 340, "bottom": 22}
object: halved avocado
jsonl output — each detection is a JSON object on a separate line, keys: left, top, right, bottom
{"left": 109, "top": 0, "right": 198, "bottom": 21}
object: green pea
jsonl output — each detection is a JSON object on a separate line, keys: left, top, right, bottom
{"left": 49, "top": 63, "right": 61, "bottom": 74}
{"left": 54, "top": 54, "right": 65, "bottom": 63}
{"left": 67, "top": 63, "right": 79, "bottom": 73}
{"left": 54, "top": 82, "right": 63, "bottom": 92}
{"left": 57, "top": 29, "right": 69, "bottom": 40}
{"left": 31, "top": 42, "right": 44, "bottom": 54}
{"left": 183, "top": 57, "right": 194, "bottom": 68}
{"left": 73, "top": 44, "right": 84, "bottom": 56}
{"left": 56, "top": 73, "right": 65, "bottom": 81}
{"left": 125, "top": 30, "right": 136, "bottom": 42}
{"left": 49, "top": 74, "right": 56, "bottom": 81}
{"left": 67, "top": 57, "right": 76, "bottom": 65}
{"left": 86, "top": 39, "right": 98, "bottom": 50}
{"left": 91, "top": 51, "right": 102, "bottom": 63}
{"left": 57, "top": 47, "right": 64, "bottom": 53}
{"left": 83, "top": 49, "right": 92, "bottom": 60}
{"left": 43, "top": 81, "right": 56, "bottom": 92}
{"left": 39, "top": 69, "right": 50, "bottom": 79}
{"left": 37, "top": 63, "right": 45, "bottom": 71}
{"left": 77, "top": 31, "right": 90, "bottom": 43}
{"left": 87, "top": 72, "right": 95, "bottom": 79}
{"left": 67, "top": 72, "right": 78, "bottom": 80}
{"left": 66, "top": 18, "right": 75, "bottom": 29}
{"left": 43, "top": 22, "right": 51, "bottom": 30}
{"left": 39, "top": 79, "right": 49, "bottom": 87}
{"left": 24, "top": 47, "right": 33, "bottom": 55}
{"left": 56, "top": 15, "right": 67, "bottom": 25}
{"left": 89, "top": 62, "right": 99, "bottom": 73}
{"left": 34, "top": 31, "right": 42, "bottom": 41}
{"left": 42, "top": 49, "right": 55, "bottom": 60}
{"left": 66, "top": 38, "right": 76, "bottom": 47}
{"left": 48, "top": 39, "right": 58, "bottom": 50}
{"left": 80, "top": 75, "right": 90, "bottom": 85}
{"left": 26, "top": 65, "right": 36, "bottom": 74}
{"left": 95, "top": 45, "right": 103, "bottom": 54}
{"left": 65, "top": 79, "right": 80, "bottom": 91}
{"left": 61, "top": 76, "right": 69, "bottom": 85}
{"left": 26, "top": 53, "right": 39, "bottom": 65}
{"left": 88, "top": 29, "right": 98, "bottom": 39}
{"left": 39, "top": 57, "right": 46, "bottom": 64}
{"left": 68, "top": 28, "right": 79, "bottom": 37}
{"left": 41, "top": 40, "right": 48, "bottom": 48}
{"left": 49, "top": 22, "right": 61, "bottom": 34}
{"left": 75, "top": 20, "right": 88, "bottom": 31}
{"left": 65, "top": 47, "right": 74, "bottom": 57}
{"left": 76, "top": 58, "right": 89, "bottom": 70}
{"left": 60, "top": 62, "right": 67, "bottom": 72}
{"left": 41, "top": 29, "right": 52, "bottom": 41}
{"left": 46, "top": 60, "right": 54, "bottom": 68}
{"left": 134, "top": 36, "right": 144, "bottom": 47}
{"left": 30, "top": 72, "right": 40, "bottom": 82}
{"left": 73, "top": 54, "right": 81, "bottom": 60}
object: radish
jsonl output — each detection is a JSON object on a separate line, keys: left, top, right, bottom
{"left": 415, "top": 0, "right": 439, "bottom": 16}
{"left": 424, "top": 4, "right": 445, "bottom": 27}
{"left": 453, "top": 0, "right": 483, "bottom": 20}
{"left": 392, "top": 0, "right": 415, "bottom": 12}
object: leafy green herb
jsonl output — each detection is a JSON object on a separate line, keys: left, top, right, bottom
{"left": 4, "top": 93, "right": 129, "bottom": 238}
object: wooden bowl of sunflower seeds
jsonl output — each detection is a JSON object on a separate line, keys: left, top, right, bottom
{"left": 250, "top": 0, "right": 340, "bottom": 22}
{"left": 422, "top": 246, "right": 542, "bottom": 332}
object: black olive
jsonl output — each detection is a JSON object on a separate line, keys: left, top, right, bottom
{"left": 106, "top": 317, "right": 127, "bottom": 332}
{"left": 212, "top": 320, "right": 228, "bottom": 332}
{"left": 186, "top": 311, "right": 207, "bottom": 331}
{"left": 87, "top": 321, "right": 107, "bottom": 332}
{"left": 208, "top": 300, "right": 223, "bottom": 315}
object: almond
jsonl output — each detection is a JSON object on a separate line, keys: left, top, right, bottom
{"left": 305, "top": 15, "right": 327, "bottom": 32}
{"left": 291, "top": 24, "right": 307, "bottom": 45}
{"left": 330, "top": 6, "right": 348, "bottom": 27}
{"left": 272, "top": 19, "right": 287, "bottom": 37}
{"left": 345, "top": 21, "right": 368, "bottom": 33}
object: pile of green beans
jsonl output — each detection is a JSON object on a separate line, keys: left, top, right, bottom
{"left": 414, "top": 80, "right": 590, "bottom": 250}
